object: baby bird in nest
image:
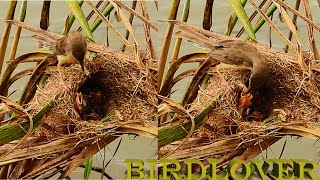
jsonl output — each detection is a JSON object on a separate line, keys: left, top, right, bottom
{"left": 74, "top": 91, "right": 104, "bottom": 120}
{"left": 209, "top": 40, "right": 270, "bottom": 120}
{"left": 74, "top": 82, "right": 106, "bottom": 120}
{"left": 52, "top": 31, "right": 88, "bottom": 90}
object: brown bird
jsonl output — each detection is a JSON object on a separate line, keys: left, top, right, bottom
{"left": 176, "top": 26, "right": 271, "bottom": 119}
{"left": 176, "top": 25, "right": 269, "bottom": 94}
{"left": 208, "top": 39, "right": 270, "bottom": 93}
{"left": 52, "top": 31, "right": 88, "bottom": 89}
{"left": 209, "top": 40, "right": 270, "bottom": 119}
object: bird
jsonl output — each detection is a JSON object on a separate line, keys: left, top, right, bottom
{"left": 52, "top": 31, "right": 88, "bottom": 90}
{"left": 208, "top": 39, "right": 270, "bottom": 93}
{"left": 74, "top": 92, "right": 102, "bottom": 120}
{"left": 176, "top": 24, "right": 270, "bottom": 93}
{"left": 208, "top": 40, "right": 270, "bottom": 119}
{"left": 176, "top": 27, "right": 270, "bottom": 119}
{"left": 74, "top": 87, "right": 105, "bottom": 120}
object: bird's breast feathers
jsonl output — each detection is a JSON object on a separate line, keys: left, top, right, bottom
{"left": 57, "top": 54, "right": 79, "bottom": 65}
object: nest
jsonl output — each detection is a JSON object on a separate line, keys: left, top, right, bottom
{"left": 191, "top": 51, "right": 320, "bottom": 140}
{"left": 0, "top": 24, "right": 157, "bottom": 179}
{"left": 160, "top": 22, "right": 320, "bottom": 162}
{"left": 28, "top": 52, "right": 157, "bottom": 139}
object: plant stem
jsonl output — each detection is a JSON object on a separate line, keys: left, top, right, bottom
{"left": 158, "top": 0, "right": 181, "bottom": 90}
{"left": 0, "top": 1, "right": 17, "bottom": 76}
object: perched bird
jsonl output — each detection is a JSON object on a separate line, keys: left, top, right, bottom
{"left": 52, "top": 31, "right": 88, "bottom": 89}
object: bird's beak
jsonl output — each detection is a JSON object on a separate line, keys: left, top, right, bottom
{"left": 76, "top": 92, "right": 83, "bottom": 105}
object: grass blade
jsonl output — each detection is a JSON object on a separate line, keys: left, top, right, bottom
{"left": 58, "top": 137, "right": 117, "bottom": 179}
{"left": 66, "top": 0, "right": 94, "bottom": 41}
{"left": 8, "top": 0, "right": 27, "bottom": 61}
{"left": 181, "top": 59, "right": 212, "bottom": 107}
{"left": 158, "top": 0, "right": 181, "bottom": 90}
{"left": 40, "top": 0, "right": 51, "bottom": 30}
{"left": 248, "top": 0, "right": 295, "bottom": 51}
{"left": 301, "top": 0, "right": 320, "bottom": 59}
{"left": 19, "top": 58, "right": 49, "bottom": 105}
{"left": 90, "top": 3, "right": 114, "bottom": 33}
{"left": 84, "top": 158, "right": 92, "bottom": 180}
{"left": 61, "top": 0, "right": 84, "bottom": 35}
{"left": 171, "top": 0, "right": 190, "bottom": 60}
{"left": 224, "top": 0, "right": 247, "bottom": 35}
{"left": 159, "top": 98, "right": 218, "bottom": 147}
{"left": 0, "top": 99, "right": 54, "bottom": 145}
{"left": 86, "top": 1, "right": 130, "bottom": 48}
{"left": 228, "top": 0, "right": 256, "bottom": 41}
{"left": 203, "top": 0, "right": 214, "bottom": 30}
{"left": 0, "top": 1, "right": 18, "bottom": 75}
{"left": 0, "top": 52, "right": 53, "bottom": 96}
{"left": 121, "top": 0, "right": 137, "bottom": 52}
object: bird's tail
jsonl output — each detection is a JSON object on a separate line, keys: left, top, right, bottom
{"left": 173, "top": 20, "right": 215, "bottom": 49}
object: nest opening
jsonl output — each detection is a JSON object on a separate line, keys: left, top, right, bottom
{"left": 75, "top": 72, "right": 110, "bottom": 121}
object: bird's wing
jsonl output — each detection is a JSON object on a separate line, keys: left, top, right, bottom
{"left": 175, "top": 25, "right": 215, "bottom": 49}
{"left": 210, "top": 48, "right": 252, "bottom": 68}
{"left": 213, "top": 39, "right": 237, "bottom": 49}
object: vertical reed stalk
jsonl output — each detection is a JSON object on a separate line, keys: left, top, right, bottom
{"left": 158, "top": 0, "right": 180, "bottom": 90}
{"left": 171, "top": 0, "right": 190, "bottom": 61}
{"left": 9, "top": 0, "right": 27, "bottom": 61}
{"left": 0, "top": 1, "right": 17, "bottom": 75}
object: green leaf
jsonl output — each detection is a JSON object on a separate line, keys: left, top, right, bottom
{"left": 84, "top": 158, "right": 93, "bottom": 180}
{"left": 228, "top": 0, "right": 256, "bottom": 41}
{"left": 90, "top": 3, "right": 114, "bottom": 33}
{"left": 61, "top": 0, "right": 84, "bottom": 35}
{"left": 224, "top": 0, "right": 247, "bottom": 35}
{"left": 66, "top": 0, "right": 94, "bottom": 41}
{"left": 0, "top": 100, "right": 54, "bottom": 145}
{"left": 101, "top": 112, "right": 115, "bottom": 122}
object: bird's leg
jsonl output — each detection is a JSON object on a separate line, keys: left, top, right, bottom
{"left": 58, "top": 65, "right": 71, "bottom": 91}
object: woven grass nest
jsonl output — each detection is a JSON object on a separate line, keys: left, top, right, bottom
{"left": 0, "top": 22, "right": 157, "bottom": 179}
{"left": 160, "top": 22, "right": 320, "bottom": 163}
{"left": 28, "top": 51, "right": 157, "bottom": 139}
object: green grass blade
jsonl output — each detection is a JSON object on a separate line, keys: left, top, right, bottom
{"left": 61, "top": 0, "right": 84, "bottom": 35}
{"left": 224, "top": 0, "right": 247, "bottom": 35}
{"left": 66, "top": 0, "right": 94, "bottom": 41}
{"left": 90, "top": 3, "right": 114, "bottom": 33}
{"left": 159, "top": 98, "right": 218, "bottom": 147}
{"left": 252, "top": 3, "right": 277, "bottom": 34}
{"left": 0, "top": 100, "right": 54, "bottom": 145}
{"left": 228, "top": 0, "right": 256, "bottom": 41}
{"left": 84, "top": 158, "right": 92, "bottom": 180}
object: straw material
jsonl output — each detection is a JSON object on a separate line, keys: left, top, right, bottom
{"left": 160, "top": 22, "right": 320, "bottom": 161}
{"left": 27, "top": 52, "right": 157, "bottom": 139}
